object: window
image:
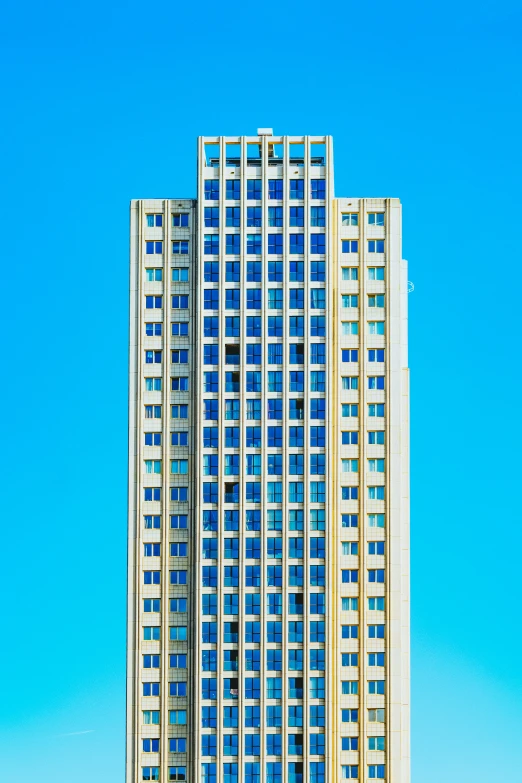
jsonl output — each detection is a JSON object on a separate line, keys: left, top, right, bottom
{"left": 170, "top": 570, "right": 187, "bottom": 585}
{"left": 168, "top": 769, "right": 187, "bottom": 782}
{"left": 368, "top": 709, "right": 385, "bottom": 723}
{"left": 368, "top": 212, "right": 385, "bottom": 226}
{"left": 247, "top": 180, "right": 262, "bottom": 200}
{"left": 341, "top": 268, "right": 358, "bottom": 283}
{"left": 368, "top": 321, "right": 385, "bottom": 335}
{"left": 142, "top": 767, "right": 160, "bottom": 781}
{"left": 248, "top": 206, "right": 262, "bottom": 226}
{"left": 368, "top": 404, "right": 385, "bottom": 417}
{"left": 341, "top": 459, "right": 358, "bottom": 473}
{"left": 224, "top": 317, "right": 240, "bottom": 339}
{"left": 146, "top": 241, "right": 163, "bottom": 255}
{"left": 169, "top": 625, "right": 188, "bottom": 641}
{"left": 368, "top": 513, "right": 385, "bottom": 528}
{"left": 310, "top": 179, "right": 325, "bottom": 199}
{"left": 143, "top": 626, "right": 161, "bottom": 641}
{"left": 368, "top": 569, "right": 385, "bottom": 583}
{"left": 145, "top": 378, "right": 162, "bottom": 392}
{"left": 204, "top": 207, "right": 219, "bottom": 227}
{"left": 146, "top": 213, "right": 163, "bottom": 227}
{"left": 289, "top": 206, "right": 304, "bottom": 227}
{"left": 368, "top": 240, "right": 385, "bottom": 253}
{"left": 368, "top": 376, "right": 385, "bottom": 390}
{"left": 310, "top": 316, "right": 326, "bottom": 337}
{"left": 204, "top": 235, "right": 219, "bottom": 255}
{"left": 226, "top": 234, "right": 240, "bottom": 255}
{"left": 172, "top": 321, "right": 188, "bottom": 337}
{"left": 342, "top": 322, "right": 358, "bottom": 335}
{"left": 369, "top": 652, "right": 385, "bottom": 667}
{"left": 289, "top": 289, "right": 304, "bottom": 310}
{"left": 341, "top": 709, "right": 358, "bottom": 723}
{"left": 342, "top": 294, "right": 358, "bottom": 308}
{"left": 144, "top": 515, "right": 161, "bottom": 529}
{"left": 268, "top": 179, "right": 284, "bottom": 199}
{"left": 171, "top": 404, "right": 188, "bottom": 419}
{"left": 204, "top": 180, "right": 220, "bottom": 200}
{"left": 341, "top": 403, "right": 358, "bottom": 418}
{"left": 171, "top": 212, "right": 189, "bottom": 228}
{"left": 170, "top": 598, "right": 187, "bottom": 612}
{"left": 245, "top": 233, "right": 262, "bottom": 255}
{"left": 144, "top": 542, "right": 161, "bottom": 557}
{"left": 368, "top": 680, "right": 385, "bottom": 695}
{"left": 342, "top": 542, "right": 358, "bottom": 555}
{"left": 310, "top": 234, "right": 325, "bottom": 254}
{"left": 143, "top": 710, "right": 160, "bottom": 725}
{"left": 203, "top": 315, "right": 219, "bottom": 338}
{"left": 204, "top": 262, "right": 219, "bottom": 283}
{"left": 368, "top": 294, "right": 385, "bottom": 308}
{"left": 172, "top": 240, "right": 188, "bottom": 255}
{"left": 341, "top": 514, "right": 358, "bottom": 527}
{"left": 171, "top": 377, "right": 188, "bottom": 391}
{"left": 171, "top": 349, "right": 188, "bottom": 364}
{"left": 368, "top": 625, "right": 385, "bottom": 639}
{"left": 145, "top": 350, "right": 162, "bottom": 364}
{"left": 368, "top": 266, "right": 385, "bottom": 281}
{"left": 341, "top": 766, "right": 358, "bottom": 779}
{"left": 145, "top": 295, "right": 162, "bottom": 309}
{"left": 342, "top": 240, "right": 358, "bottom": 254}
{"left": 341, "top": 597, "right": 358, "bottom": 611}
{"left": 309, "top": 735, "right": 325, "bottom": 755}
{"left": 290, "top": 180, "right": 304, "bottom": 199}
{"left": 289, "top": 260, "right": 304, "bottom": 281}
{"left": 341, "top": 213, "right": 358, "bottom": 226}
{"left": 368, "top": 459, "right": 385, "bottom": 473}
{"left": 226, "top": 180, "right": 240, "bottom": 200}
{"left": 145, "top": 268, "right": 162, "bottom": 282}
{"left": 244, "top": 316, "right": 261, "bottom": 337}
{"left": 144, "top": 488, "right": 161, "bottom": 501}
{"left": 310, "top": 289, "right": 325, "bottom": 309}
{"left": 169, "top": 710, "right": 187, "bottom": 725}
{"left": 142, "top": 739, "right": 160, "bottom": 753}
{"left": 201, "top": 710, "right": 217, "bottom": 729}
{"left": 311, "top": 206, "right": 325, "bottom": 227}
{"left": 247, "top": 289, "right": 262, "bottom": 309}
{"left": 290, "top": 234, "right": 304, "bottom": 254}
{"left": 172, "top": 294, "right": 189, "bottom": 309}
{"left": 368, "top": 349, "right": 385, "bottom": 363}
{"left": 341, "top": 569, "right": 358, "bottom": 584}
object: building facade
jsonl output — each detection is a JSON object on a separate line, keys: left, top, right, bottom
{"left": 127, "top": 132, "right": 409, "bottom": 783}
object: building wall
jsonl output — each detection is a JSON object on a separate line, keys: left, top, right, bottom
{"left": 127, "top": 135, "right": 409, "bottom": 783}
{"left": 128, "top": 198, "right": 197, "bottom": 783}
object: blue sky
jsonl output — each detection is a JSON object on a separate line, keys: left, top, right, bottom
{"left": 0, "top": 0, "right": 521, "bottom": 780}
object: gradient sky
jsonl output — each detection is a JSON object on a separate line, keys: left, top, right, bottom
{"left": 0, "top": 0, "right": 521, "bottom": 780}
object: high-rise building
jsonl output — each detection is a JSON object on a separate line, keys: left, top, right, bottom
{"left": 127, "top": 132, "right": 410, "bottom": 783}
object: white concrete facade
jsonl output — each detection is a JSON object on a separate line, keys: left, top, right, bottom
{"left": 127, "top": 134, "right": 409, "bottom": 783}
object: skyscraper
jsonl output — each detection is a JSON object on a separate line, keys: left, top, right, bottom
{"left": 127, "top": 131, "right": 409, "bottom": 783}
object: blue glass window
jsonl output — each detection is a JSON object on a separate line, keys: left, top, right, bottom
{"left": 204, "top": 180, "right": 219, "bottom": 200}
{"left": 268, "top": 234, "right": 283, "bottom": 254}
{"left": 310, "top": 179, "right": 325, "bottom": 199}
{"left": 268, "top": 206, "right": 283, "bottom": 227}
{"left": 226, "top": 180, "right": 240, "bottom": 200}
{"left": 290, "top": 180, "right": 304, "bottom": 199}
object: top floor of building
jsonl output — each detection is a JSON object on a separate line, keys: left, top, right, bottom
{"left": 198, "top": 131, "right": 333, "bottom": 182}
